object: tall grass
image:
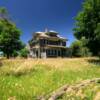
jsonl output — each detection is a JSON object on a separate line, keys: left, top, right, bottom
{"left": 0, "top": 58, "right": 100, "bottom": 99}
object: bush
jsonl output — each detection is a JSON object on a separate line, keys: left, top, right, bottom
{"left": 71, "top": 40, "right": 82, "bottom": 57}
{"left": 81, "top": 47, "right": 92, "bottom": 57}
{"left": 98, "top": 52, "right": 100, "bottom": 60}
{"left": 19, "top": 48, "right": 29, "bottom": 58}
{"left": 71, "top": 40, "right": 92, "bottom": 57}
{"left": 12, "top": 51, "right": 18, "bottom": 57}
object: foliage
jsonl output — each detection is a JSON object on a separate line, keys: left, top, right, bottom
{"left": 95, "top": 23, "right": 100, "bottom": 42}
{"left": 73, "top": 0, "right": 100, "bottom": 55}
{"left": 0, "top": 7, "right": 24, "bottom": 58}
{"left": 12, "top": 51, "right": 18, "bottom": 58}
{"left": 71, "top": 38, "right": 92, "bottom": 57}
{"left": 71, "top": 40, "right": 82, "bottom": 57}
{"left": 19, "top": 48, "right": 29, "bottom": 58}
{"left": 81, "top": 47, "right": 92, "bottom": 57}
{"left": 0, "top": 7, "right": 8, "bottom": 19}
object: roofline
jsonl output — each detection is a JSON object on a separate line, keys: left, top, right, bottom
{"left": 38, "top": 36, "right": 68, "bottom": 41}
{"left": 32, "top": 31, "right": 68, "bottom": 41}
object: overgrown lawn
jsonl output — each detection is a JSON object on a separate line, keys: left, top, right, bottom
{"left": 0, "top": 58, "right": 100, "bottom": 100}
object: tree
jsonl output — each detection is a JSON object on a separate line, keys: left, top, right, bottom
{"left": 0, "top": 7, "right": 8, "bottom": 19}
{"left": 0, "top": 7, "right": 24, "bottom": 58}
{"left": 12, "top": 51, "right": 18, "bottom": 58}
{"left": 19, "top": 48, "right": 29, "bottom": 58}
{"left": 73, "top": 0, "right": 100, "bottom": 55}
{"left": 71, "top": 37, "right": 92, "bottom": 57}
{"left": 71, "top": 40, "right": 82, "bottom": 57}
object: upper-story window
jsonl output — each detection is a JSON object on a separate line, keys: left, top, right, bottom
{"left": 47, "top": 40, "right": 60, "bottom": 45}
{"left": 39, "top": 39, "right": 66, "bottom": 46}
{"left": 62, "top": 42, "right": 66, "bottom": 46}
{"left": 40, "top": 39, "right": 46, "bottom": 46}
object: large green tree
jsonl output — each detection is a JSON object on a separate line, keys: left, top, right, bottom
{"left": 73, "top": 0, "right": 100, "bottom": 55}
{"left": 0, "top": 7, "right": 24, "bottom": 58}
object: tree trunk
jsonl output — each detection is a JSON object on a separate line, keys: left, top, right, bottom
{"left": 7, "top": 54, "right": 10, "bottom": 59}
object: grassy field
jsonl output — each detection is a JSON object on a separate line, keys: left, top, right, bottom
{"left": 0, "top": 58, "right": 100, "bottom": 100}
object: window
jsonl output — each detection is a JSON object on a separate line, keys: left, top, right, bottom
{"left": 55, "top": 50, "right": 56, "bottom": 55}
{"left": 40, "top": 39, "right": 46, "bottom": 46}
{"left": 62, "top": 42, "right": 66, "bottom": 46}
{"left": 58, "top": 50, "right": 61, "bottom": 56}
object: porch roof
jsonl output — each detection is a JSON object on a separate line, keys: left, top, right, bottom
{"left": 46, "top": 45, "right": 68, "bottom": 49}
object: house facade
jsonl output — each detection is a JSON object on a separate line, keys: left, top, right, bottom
{"left": 28, "top": 30, "right": 69, "bottom": 58}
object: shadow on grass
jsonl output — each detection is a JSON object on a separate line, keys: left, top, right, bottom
{"left": 0, "top": 62, "right": 2, "bottom": 67}
{"left": 87, "top": 58, "right": 100, "bottom": 65}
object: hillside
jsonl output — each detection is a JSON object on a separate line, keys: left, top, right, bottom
{"left": 0, "top": 58, "right": 100, "bottom": 100}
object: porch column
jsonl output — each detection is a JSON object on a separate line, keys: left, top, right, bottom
{"left": 38, "top": 48, "right": 41, "bottom": 58}
{"left": 57, "top": 49, "right": 59, "bottom": 57}
{"left": 34, "top": 49, "right": 36, "bottom": 58}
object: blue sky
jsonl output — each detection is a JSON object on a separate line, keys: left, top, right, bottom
{"left": 0, "top": 0, "right": 83, "bottom": 46}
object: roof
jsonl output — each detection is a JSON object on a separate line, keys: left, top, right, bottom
{"left": 47, "top": 45, "right": 67, "bottom": 49}
{"left": 34, "top": 30, "right": 67, "bottom": 41}
{"left": 49, "top": 30, "right": 58, "bottom": 34}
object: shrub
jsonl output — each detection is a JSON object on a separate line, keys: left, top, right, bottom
{"left": 98, "top": 52, "right": 100, "bottom": 60}
{"left": 81, "top": 47, "right": 92, "bottom": 57}
{"left": 71, "top": 39, "right": 92, "bottom": 57}
{"left": 19, "top": 48, "right": 29, "bottom": 58}
{"left": 12, "top": 51, "right": 18, "bottom": 57}
{"left": 71, "top": 40, "right": 82, "bottom": 57}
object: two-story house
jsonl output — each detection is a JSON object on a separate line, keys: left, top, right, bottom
{"left": 28, "top": 29, "right": 68, "bottom": 58}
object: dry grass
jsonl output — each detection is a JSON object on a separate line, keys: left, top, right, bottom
{"left": 1, "top": 57, "right": 94, "bottom": 70}
{"left": 0, "top": 57, "right": 100, "bottom": 100}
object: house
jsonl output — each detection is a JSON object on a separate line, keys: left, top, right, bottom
{"left": 28, "top": 29, "right": 69, "bottom": 58}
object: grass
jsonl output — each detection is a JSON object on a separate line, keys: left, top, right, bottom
{"left": 0, "top": 58, "right": 100, "bottom": 100}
